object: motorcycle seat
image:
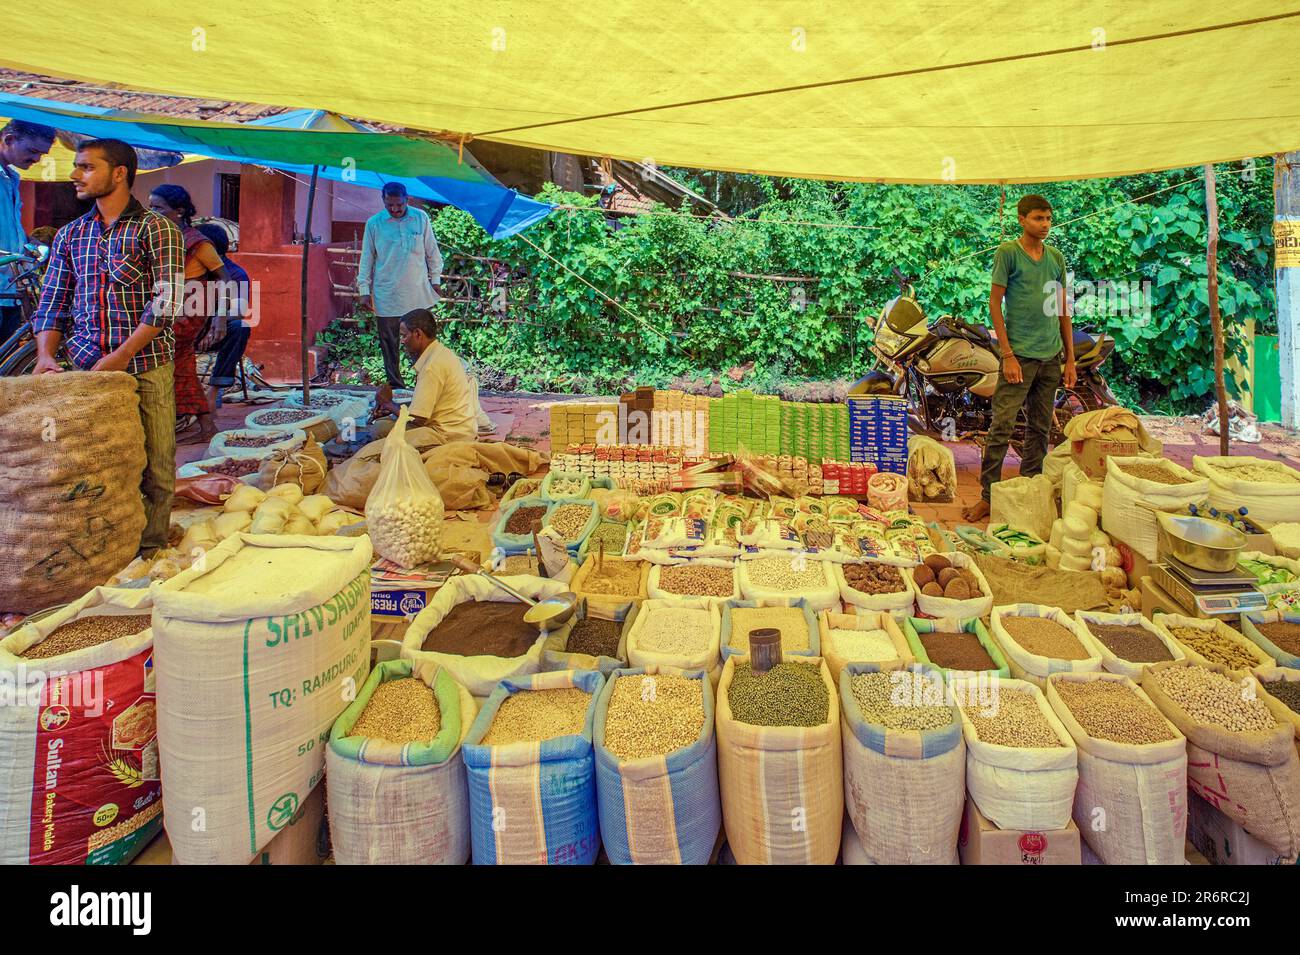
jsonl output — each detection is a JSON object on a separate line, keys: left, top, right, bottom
{"left": 935, "top": 315, "right": 995, "bottom": 348}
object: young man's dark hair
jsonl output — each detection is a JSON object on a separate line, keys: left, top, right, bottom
{"left": 400, "top": 306, "right": 438, "bottom": 338}
{"left": 1016, "top": 194, "right": 1052, "bottom": 217}
{"left": 79, "top": 138, "right": 139, "bottom": 187}
{"left": 381, "top": 181, "right": 408, "bottom": 198}
{"left": 1, "top": 119, "right": 56, "bottom": 145}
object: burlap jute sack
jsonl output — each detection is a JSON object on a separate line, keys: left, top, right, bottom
{"left": 257, "top": 434, "right": 329, "bottom": 494}
{"left": 1142, "top": 660, "right": 1300, "bottom": 860}
{"left": 0, "top": 372, "right": 146, "bottom": 612}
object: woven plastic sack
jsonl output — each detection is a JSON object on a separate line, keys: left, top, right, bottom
{"left": 1151, "top": 613, "right": 1274, "bottom": 674}
{"left": 989, "top": 474, "right": 1057, "bottom": 543}
{"left": 207, "top": 427, "right": 305, "bottom": 460}
{"left": 1241, "top": 610, "right": 1300, "bottom": 669}
{"left": 840, "top": 663, "right": 964, "bottom": 864}
{"left": 1074, "top": 610, "right": 1185, "bottom": 681}
{"left": 1194, "top": 455, "right": 1300, "bottom": 525}
{"left": 715, "top": 655, "right": 842, "bottom": 864}
{"left": 593, "top": 666, "right": 720, "bottom": 864}
{"left": 990, "top": 603, "right": 1104, "bottom": 687}
{"left": 952, "top": 676, "right": 1079, "bottom": 831}
{"left": 326, "top": 659, "right": 475, "bottom": 864}
{"left": 1101, "top": 456, "right": 1206, "bottom": 562}
{"left": 541, "top": 602, "right": 638, "bottom": 676}
{"left": 1044, "top": 672, "right": 1187, "bottom": 864}
{"left": 463, "top": 669, "right": 604, "bottom": 864}
{"left": 365, "top": 406, "right": 445, "bottom": 568}
{"left": 719, "top": 597, "right": 820, "bottom": 661}
{"left": 0, "top": 586, "right": 160, "bottom": 864}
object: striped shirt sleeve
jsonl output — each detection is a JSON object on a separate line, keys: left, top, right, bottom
{"left": 31, "top": 225, "right": 75, "bottom": 335}
{"left": 141, "top": 215, "right": 184, "bottom": 328}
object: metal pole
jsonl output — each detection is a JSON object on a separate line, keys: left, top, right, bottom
{"left": 1204, "top": 164, "right": 1229, "bottom": 456}
{"left": 301, "top": 164, "right": 319, "bottom": 404}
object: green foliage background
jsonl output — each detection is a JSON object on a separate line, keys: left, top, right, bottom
{"left": 320, "top": 162, "right": 1276, "bottom": 414}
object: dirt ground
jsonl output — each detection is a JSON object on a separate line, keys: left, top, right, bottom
{"left": 185, "top": 388, "right": 1300, "bottom": 530}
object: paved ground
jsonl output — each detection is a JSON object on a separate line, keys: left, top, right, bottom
{"left": 185, "top": 388, "right": 1300, "bottom": 531}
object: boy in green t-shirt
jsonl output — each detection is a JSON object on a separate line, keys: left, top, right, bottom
{"left": 963, "top": 194, "right": 1076, "bottom": 522}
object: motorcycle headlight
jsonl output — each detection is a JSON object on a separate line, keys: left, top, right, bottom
{"left": 875, "top": 324, "right": 907, "bottom": 357}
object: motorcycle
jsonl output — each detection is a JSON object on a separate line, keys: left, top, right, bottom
{"left": 852, "top": 271, "right": 1117, "bottom": 450}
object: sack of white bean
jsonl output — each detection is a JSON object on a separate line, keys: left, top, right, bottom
{"left": 1043, "top": 672, "right": 1187, "bottom": 864}
{"left": 0, "top": 586, "right": 160, "bottom": 865}
{"left": 818, "top": 610, "right": 912, "bottom": 680}
{"left": 625, "top": 598, "right": 722, "bottom": 684}
{"left": 326, "top": 659, "right": 476, "bottom": 864}
{"left": 593, "top": 666, "right": 721, "bottom": 864}
{"left": 840, "top": 663, "right": 964, "bottom": 864}
{"left": 951, "top": 676, "right": 1079, "bottom": 831}
{"left": 1141, "top": 660, "right": 1300, "bottom": 860}
{"left": 403, "top": 575, "right": 572, "bottom": 699}
{"left": 364, "top": 407, "right": 445, "bottom": 569}
{"left": 463, "top": 669, "right": 604, "bottom": 865}
{"left": 737, "top": 555, "right": 841, "bottom": 612}
{"left": 715, "top": 655, "right": 843, "bottom": 864}
{"left": 152, "top": 534, "right": 373, "bottom": 864}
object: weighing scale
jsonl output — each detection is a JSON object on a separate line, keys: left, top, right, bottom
{"left": 1150, "top": 557, "right": 1268, "bottom": 617}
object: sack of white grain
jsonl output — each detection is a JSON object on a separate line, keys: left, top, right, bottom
{"left": 715, "top": 655, "right": 842, "bottom": 864}
{"left": 365, "top": 406, "right": 444, "bottom": 568}
{"left": 326, "top": 659, "right": 475, "bottom": 864}
{"left": 1142, "top": 660, "right": 1300, "bottom": 861}
{"left": 152, "top": 534, "right": 372, "bottom": 864}
{"left": 0, "top": 587, "right": 160, "bottom": 864}
{"left": 0, "top": 372, "right": 146, "bottom": 613}
{"left": 1101, "top": 456, "right": 1206, "bottom": 562}
{"left": 402, "top": 574, "right": 572, "bottom": 699}
{"left": 907, "top": 435, "right": 957, "bottom": 503}
{"left": 1193, "top": 455, "right": 1300, "bottom": 524}
{"left": 462, "top": 668, "right": 604, "bottom": 864}
{"left": 989, "top": 475, "right": 1057, "bottom": 543}
{"left": 951, "top": 676, "right": 1078, "bottom": 831}
{"left": 593, "top": 665, "right": 721, "bottom": 864}
{"left": 840, "top": 663, "right": 964, "bottom": 864}
{"left": 1044, "top": 672, "right": 1187, "bottom": 864}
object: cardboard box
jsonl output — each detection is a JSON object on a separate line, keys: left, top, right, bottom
{"left": 1071, "top": 435, "right": 1140, "bottom": 479}
{"left": 958, "top": 796, "right": 1081, "bottom": 865}
{"left": 1186, "top": 791, "right": 1296, "bottom": 866}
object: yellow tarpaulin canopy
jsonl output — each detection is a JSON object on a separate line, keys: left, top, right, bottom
{"left": 0, "top": 128, "right": 207, "bottom": 182}
{"left": 2, "top": 2, "right": 1299, "bottom": 183}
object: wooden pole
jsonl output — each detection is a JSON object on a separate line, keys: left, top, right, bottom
{"left": 300, "top": 164, "right": 319, "bottom": 404}
{"left": 1204, "top": 164, "right": 1229, "bottom": 456}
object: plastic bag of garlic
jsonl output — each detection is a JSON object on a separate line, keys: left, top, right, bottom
{"left": 365, "top": 406, "right": 445, "bottom": 568}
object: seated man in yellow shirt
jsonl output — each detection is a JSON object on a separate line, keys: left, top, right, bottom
{"left": 371, "top": 308, "right": 478, "bottom": 443}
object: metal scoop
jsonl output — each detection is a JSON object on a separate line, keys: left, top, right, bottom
{"left": 450, "top": 555, "right": 578, "bottom": 630}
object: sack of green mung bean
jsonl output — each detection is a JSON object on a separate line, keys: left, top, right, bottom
{"left": 840, "top": 663, "right": 964, "bottom": 864}
{"left": 716, "top": 655, "right": 843, "bottom": 864}
{"left": 1043, "top": 672, "right": 1187, "bottom": 864}
{"left": 951, "top": 676, "right": 1079, "bottom": 831}
{"left": 152, "top": 534, "right": 373, "bottom": 864}
{"left": 593, "top": 665, "right": 721, "bottom": 864}
{"left": 325, "top": 659, "right": 476, "bottom": 864}
{"left": 402, "top": 574, "right": 572, "bottom": 699}
{"left": 1141, "top": 660, "right": 1300, "bottom": 860}
{"left": 990, "top": 604, "right": 1104, "bottom": 688}
{"left": 542, "top": 603, "right": 638, "bottom": 675}
{"left": 0, "top": 586, "right": 160, "bottom": 865}
{"left": 462, "top": 668, "right": 604, "bottom": 864}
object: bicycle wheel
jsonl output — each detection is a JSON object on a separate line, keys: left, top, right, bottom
{"left": 0, "top": 336, "right": 38, "bottom": 376}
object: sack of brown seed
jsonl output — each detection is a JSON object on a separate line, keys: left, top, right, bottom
{"left": 1142, "top": 659, "right": 1300, "bottom": 860}
{"left": 1044, "top": 672, "right": 1187, "bottom": 864}
{"left": 326, "top": 659, "right": 475, "bottom": 864}
{"left": 0, "top": 586, "right": 160, "bottom": 865}
{"left": 0, "top": 371, "right": 146, "bottom": 613}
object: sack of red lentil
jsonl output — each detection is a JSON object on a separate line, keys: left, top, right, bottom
{"left": 1044, "top": 672, "right": 1187, "bottom": 864}
{"left": 990, "top": 604, "right": 1103, "bottom": 688}
{"left": 716, "top": 655, "right": 843, "bottom": 864}
{"left": 0, "top": 586, "right": 160, "bottom": 865}
{"left": 152, "top": 534, "right": 372, "bottom": 865}
{"left": 1142, "top": 660, "right": 1300, "bottom": 860}
{"left": 840, "top": 663, "right": 964, "bottom": 864}
{"left": 593, "top": 665, "right": 720, "bottom": 864}
{"left": 951, "top": 676, "right": 1078, "bottom": 831}
{"left": 326, "top": 659, "right": 475, "bottom": 864}
{"left": 462, "top": 668, "right": 604, "bottom": 864}
{"left": 403, "top": 574, "right": 573, "bottom": 699}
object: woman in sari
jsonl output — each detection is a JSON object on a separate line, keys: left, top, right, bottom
{"left": 147, "top": 184, "right": 227, "bottom": 442}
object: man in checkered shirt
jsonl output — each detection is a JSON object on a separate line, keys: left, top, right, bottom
{"left": 32, "top": 139, "right": 184, "bottom": 555}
